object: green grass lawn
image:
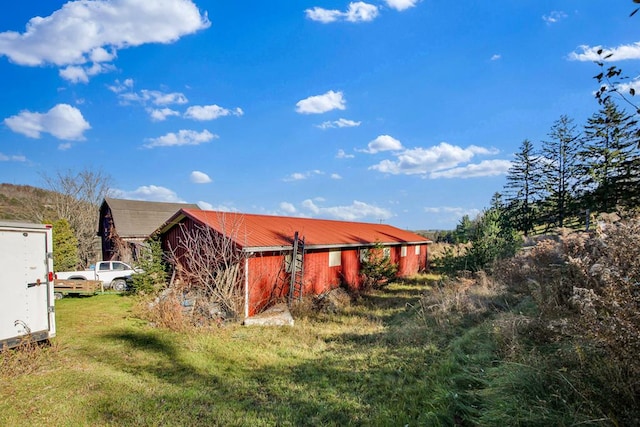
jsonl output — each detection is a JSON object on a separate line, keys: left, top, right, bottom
{"left": 2, "top": 280, "right": 461, "bottom": 426}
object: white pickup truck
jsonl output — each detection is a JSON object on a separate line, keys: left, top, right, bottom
{"left": 55, "top": 261, "right": 136, "bottom": 291}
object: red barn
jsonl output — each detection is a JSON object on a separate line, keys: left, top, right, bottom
{"left": 157, "top": 209, "right": 431, "bottom": 318}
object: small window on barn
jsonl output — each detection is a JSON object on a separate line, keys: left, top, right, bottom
{"left": 415, "top": 245, "right": 421, "bottom": 255}
{"left": 359, "top": 248, "right": 367, "bottom": 262}
{"left": 329, "top": 250, "right": 341, "bottom": 267}
{"left": 401, "top": 246, "right": 407, "bottom": 257}
{"left": 383, "top": 247, "right": 391, "bottom": 259}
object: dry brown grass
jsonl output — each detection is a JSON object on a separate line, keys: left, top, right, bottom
{"left": 0, "top": 337, "right": 58, "bottom": 378}
{"left": 488, "top": 214, "right": 640, "bottom": 424}
{"left": 416, "top": 270, "right": 506, "bottom": 331}
{"left": 134, "top": 292, "right": 185, "bottom": 331}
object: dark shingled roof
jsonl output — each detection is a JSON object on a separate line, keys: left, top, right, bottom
{"left": 102, "top": 197, "right": 200, "bottom": 239}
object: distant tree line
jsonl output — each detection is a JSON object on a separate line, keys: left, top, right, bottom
{"left": 501, "top": 100, "right": 640, "bottom": 237}
{"left": 436, "top": 99, "right": 640, "bottom": 274}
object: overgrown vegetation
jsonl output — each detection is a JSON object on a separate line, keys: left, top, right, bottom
{"left": 137, "top": 219, "right": 247, "bottom": 329}
{"left": 432, "top": 198, "right": 521, "bottom": 274}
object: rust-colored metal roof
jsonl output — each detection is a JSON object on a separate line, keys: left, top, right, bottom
{"left": 171, "top": 209, "right": 430, "bottom": 251}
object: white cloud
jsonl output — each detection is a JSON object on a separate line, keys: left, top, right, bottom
{"left": 306, "top": 2, "right": 379, "bottom": 23}
{"left": 296, "top": 90, "right": 346, "bottom": 114}
{"left": 331, "top": 173, "right": 342, "bottom": 180}
{"left": 0, "top": 152, "right": 27, "bottom": 162}
{"left": 317, "top": 118, "right": 361, "bottom": 129}
{"left": 345, "top": 2, "right": 379, "bottom": 22}
{"left": 190, "top": 170, "right": 212, "bottom": 184}
{"left": 425, "top": 206, "right": 478, "bottom": 216}
{"left": 148, "top": 108, "right": 180, "bottom": 121}
{"left": 617, "top": 77, "right": 640, "bottom": 95}
{"left": 279, "top": 202, "right": 297, "bottom": 214}
{"left": 119, "top": 89, "right": 188, "bottom": 106}
{"left": 59, "top": 66, "right": 91, "bottom": 84}
{"left": 197, "top": 201, "right": 214, "bottom": 210}
{"left": 301, "top": 199, "right": 393, "bottom": 221}
{"left": 196, "top": 201, "right": 238, "bottom": 212}
{"left": 369, "top": 142, "right": 506, "bottom": 178}
{"left": 336, "top": 149, "right": 355, "bottom": 159}
{"left": 490, "top": 54, "right": 501, "bottom": 61}
{"left": 184, "top": 105, "right": 244, "bottom": 121}
{"left": 543, "top": 10, "right": 567, "bottom": 25}
{"left": 569, "top": 42, "right": 640, "bottom": 62}
{"left": 305, "top": 7, "right": 343, "bottom": 23}
{"left": 0, "top": 0, "right": 210, "bottom": 82}
{"left": 384, "top": 0, "right": 419, "bottom": 11}
{"left": 429, "top": 159, "right": 512, "bottom": 179}
{"left": 4, "top": 104, "right": 90, "bottom": 141}
{"left": 108, "top": 78, "right": 134, "bottom": 93}
{"left": 144, "top": 129, "right": 217, "bottom": 148}
{"left": 59, "top": 62, "right": 115, "bottom": 83}
{"left": 424, "top": 206, "right": 482, "bottom": 225}
{"left": 362, "top": 135, "right": 404, "bottom": 153}
{"left": 283, "top": 170, "right": 324, "bottom": 182}
{"left": 110, "top": 185, "right": 186, "bottom": 203}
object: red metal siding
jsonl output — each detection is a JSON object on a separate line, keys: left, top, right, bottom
{"left": 341, "top": 249, "right": 363, "bottom": 288}
{"left": 245, "top": 244, "right": 430, "bottom": 315}
{"left": 246, "top": 252, "right": 288, "bottom": 315}
{"left": 245, "top": 248, "right": 366, "bottom": 315}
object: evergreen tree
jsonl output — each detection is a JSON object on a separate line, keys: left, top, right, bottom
{"left": 130, "top": 238, "right": 168, "bottom": 294}
{"left": 504, "top": 139, "right": 545, "bottom": 236}
{"left": 453, "top": 214, "right": 474, "bottom": 243}
{"left": 578, "top": 101, "right": 640, "bottom": 212}
{"left": 50, "top": 218, "right": 79, "bottom": 271}
{"left": 541, "top": 115, "right": 581, "bottom": 228}
{"left": 464, "top": 206, "right": 521, "bottom": 271}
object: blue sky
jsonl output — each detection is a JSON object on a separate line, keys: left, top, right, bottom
{"left": 0, "top": 1, "right": 638, "bottom": 230}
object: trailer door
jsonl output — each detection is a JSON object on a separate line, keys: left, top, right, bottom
{"left": 0, "top": 228, "right": 51, "bottom": 345}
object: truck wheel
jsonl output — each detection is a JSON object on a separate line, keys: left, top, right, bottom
{"left": 54, "top": 292, "right": 64, "bottom": 300}
{"left": 112, "top": 279, "right": 127, "bottom": 292}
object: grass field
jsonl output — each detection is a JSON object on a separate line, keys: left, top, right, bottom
{"left": 2, "top": 280, "right": 455, "bottom": 426}
{"left": 0, "top": 276, "right": 615, "bottom": 426}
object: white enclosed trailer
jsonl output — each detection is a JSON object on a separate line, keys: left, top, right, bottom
{"left": 0, "top": 221, "right": 56, "bottom": 349}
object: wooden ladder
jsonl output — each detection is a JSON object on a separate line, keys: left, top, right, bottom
{"left": 288, "top": 231, "right": 305, "bottom": 305}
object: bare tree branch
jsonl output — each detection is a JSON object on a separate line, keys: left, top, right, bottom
{"left": 40, "top": 168, "right": 112, "bottom": 268}
{"left": 166, "top": 213, "right": 248, "bottom": 318}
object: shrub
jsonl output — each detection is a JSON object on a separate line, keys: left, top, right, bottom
{"left": 359, "top": 242, "right": 398, "bottom": 290}
{"left": 130, "top": 238, "right": 168, "bottom": 295}
{"left": 50, "top": 218, "right": 79, "bottom": 271}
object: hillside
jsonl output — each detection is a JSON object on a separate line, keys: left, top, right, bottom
{"left": 0, "top": 183, "right": 57, "bottom": 222}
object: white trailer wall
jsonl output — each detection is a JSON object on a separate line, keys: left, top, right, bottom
{"left": 0, "top": 222, "right": 55, "bottom": 349}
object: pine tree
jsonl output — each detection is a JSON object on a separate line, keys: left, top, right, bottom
{"left": 577, "top": 101, "right": 640, "bottom": 213}
{"left": 453, "top": 214, "right": 474, "bottom": 243}
{"left": 130, "top": 238, "right": 168, "bottom": 294}
{"left": 504, "top": 139, "right": 545, "bottom": 236}
{"left": 541, "top": 115, "right": 581, "bottom": 228}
